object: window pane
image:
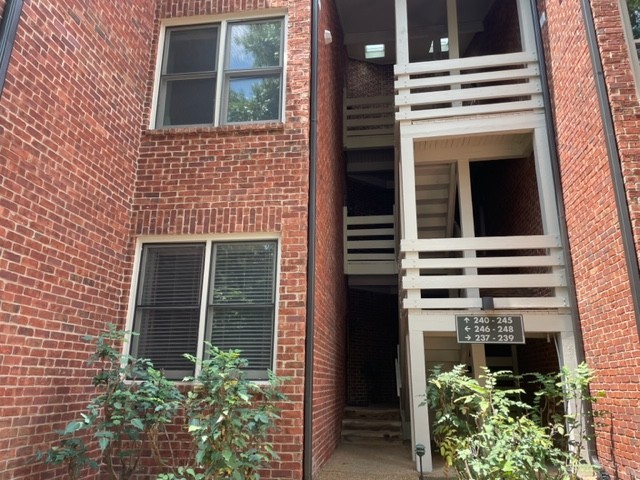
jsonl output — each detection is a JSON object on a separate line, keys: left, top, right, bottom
{"left": 165, "top": 26, "right": 218, "bottom": 74}
{"left": 225, "top": 76, "right": 281, "bottom": 123}
{"left": 211, "top": 242, "right": 276, "bottom": 304}
{"left": 133, "top": 244, "right": 205, "bottom": 380}
{"left": 136, "top": 308, "right": 200, "bottom": 379}
{"left": 208, "top": 242, "right": 277, "bottom": 379}
{"left": 227, "top": 21, "right": 282, "bottom": 70}
{"left": 161, "top": 77, "right": 216, "bottom": 126}
{"left": 209, "top": 306, "right": 274, "bottom": 379}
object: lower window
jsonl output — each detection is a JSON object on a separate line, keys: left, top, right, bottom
{"left": 130, "top": 240, "right": 278, "bottom": 380}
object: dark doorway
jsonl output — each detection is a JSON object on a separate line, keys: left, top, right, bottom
{"left": 346, "top": 288, "right": 399, "bottom": 406}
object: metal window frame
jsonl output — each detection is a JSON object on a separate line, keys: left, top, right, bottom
{"left": 155, "top": 16, "right": 285, "bottom": 128}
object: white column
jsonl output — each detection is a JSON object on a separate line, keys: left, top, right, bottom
{"left": 517, "top": 0, "right": 537, "bottom": 55}
{"left": 532, "top": 126, "right": 561, "bottom": 237}
{"left": 400, "top": 136, "right": 419, "bottom": 240}
{"left": 469, "top": 344, "right": 486, "bottom": 381}
{"left": 457, "top": 159, "right": 480, "bottom": 299}
{"left": 408, "top": 328, "right": 432, "bottom": 472}
{"left": 395, "top": 0, "right": 409, "bottom": 65}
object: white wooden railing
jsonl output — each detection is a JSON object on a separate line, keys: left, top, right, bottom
{"left": 344, "top": 208, "right": 397, "bottom": 275}
{"left": 395, "top": 52, "right": 543, "bottom": 123}
{"left": 343, "top": 94, "right": 395, "bottom": 149}
{"left": 401, "top": 234, "right": 569, "bottom": 310}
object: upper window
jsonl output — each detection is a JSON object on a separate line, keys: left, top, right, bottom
{"left": 130, "top": 240, "right": 278, "bottom": 380}
{"left": 155, "top": 18, "right": 284, "bottom": 128}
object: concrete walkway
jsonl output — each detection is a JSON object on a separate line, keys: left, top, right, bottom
{"left": 315, "top": 443, "right": 454, "bottom": 480}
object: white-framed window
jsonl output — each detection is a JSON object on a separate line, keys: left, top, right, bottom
{"left": 155, "top": 16, "right": 285, "bottom": 128}
{"left": 129, "top": 239, "right": 279, "bottom": 381}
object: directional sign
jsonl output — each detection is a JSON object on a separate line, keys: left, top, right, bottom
{"left": 455, "top": 315, "right": 525, "bottom": 344}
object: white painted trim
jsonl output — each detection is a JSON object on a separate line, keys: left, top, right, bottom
{"left": 400, "top": 112, "right": 546, "bottom": 140}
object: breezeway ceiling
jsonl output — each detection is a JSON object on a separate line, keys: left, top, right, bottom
{"left": 334, "top": 0, "right": 498, "bottom": 64}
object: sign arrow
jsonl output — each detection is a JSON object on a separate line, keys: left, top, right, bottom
{"left": 465, "top": 326, "right": 471, "bottom": 332}
{"left": 465, "top": 335, "right": 471, "bottom": 340}
{"left": 464, "top": 317, "right": 470, "bottom": 323}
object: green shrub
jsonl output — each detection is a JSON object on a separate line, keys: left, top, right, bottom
{"left": 157, "top": 345, "right": 288, "bottom": 480}
{"left": 426, "top": 363, "right": 600, "bottom": 480}
{"left": 38, "top": 325, "right": 183, "bottom": 480}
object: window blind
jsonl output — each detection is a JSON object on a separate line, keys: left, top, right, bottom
{"left": 208, "top": 242, "right": 276, "bottom": 379}
{"left": 133, "top": 244, "right": 205, "bottom": 379}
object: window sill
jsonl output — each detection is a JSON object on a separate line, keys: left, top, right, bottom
{"left": 142, "top": 121, "right": 286, "bottom": 137}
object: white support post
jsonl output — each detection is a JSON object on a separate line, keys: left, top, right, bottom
{"left": 531, "top": 127, "right": 561, "bottom": 237}
{"left": 471, "top": 344, "right": 486, "bottom": 381}
{"left": 532, "top": 127, "right": 569, "bottom": 305}
{"left": 408, "top": 328, "right": 431, "bottom": 472}
{"left": 447, "top": 0, "right": 459, "bottom": 59}
{"left": 457, "top": 159, "right": 480, "bottom": 298}
{"left": 447, "top": 0, "right": 461, "bottom": 107}
{"left": 517, "top": 0, "right": 537, "bottom": 55}
{"left": 400, "top": 136, "right": 419, "bottom": 240}
{"left": 458, "top": 160, "right": 487, "bottom": 380}
{"left": 556, "top": 330, "right": 589, "bottom": 462}
{"left": 395, "top": 0, "right": 409, "bottom": 65}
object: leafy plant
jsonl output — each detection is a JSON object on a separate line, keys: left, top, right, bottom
{"left": 426, "top": 363, "right": 600, "bottom": 480}
{"left": 157, "top": 345, "right": 287, "bottom": 480}
{"left": 38, "top": 324, "right": 183, "bottom": 480}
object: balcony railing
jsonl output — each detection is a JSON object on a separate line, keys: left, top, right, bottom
{"left": 343, "top": 94, "right": 395, "bottom": 149}
{"left": 344, "top": 208, "right": 397, "bottom": 275}
{"left": 395, "top": 52, "right": 543, "bottom": 123}
{"left": 401, "top": 234, "right": 568, "bottom": 310}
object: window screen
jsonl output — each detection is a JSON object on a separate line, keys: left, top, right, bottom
{"left": 132, "top": 244, "right": 205, "bottom": 380}
{"left": 207, "top": 242, "right": 277, "bottom": 380}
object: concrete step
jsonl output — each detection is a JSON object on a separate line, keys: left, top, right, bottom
{"left": 343, "top": 406, "right": 401, "bottom": 421}
{"left": 342, "top": 428, "right": 402, "bottom": 444}
{"left": 342, "top": 407, "right": 403, "bottom": 445}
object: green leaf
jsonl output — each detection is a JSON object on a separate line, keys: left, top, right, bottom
{"left": 131, "top": 418, "right": 145, "bottom": 430}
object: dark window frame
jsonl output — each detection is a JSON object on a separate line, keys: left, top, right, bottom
{"left": 155, "top": 16, "right": 285, "bottom": 128}
{"left": 130, "top": 239, "right": 279, "bottom": 381}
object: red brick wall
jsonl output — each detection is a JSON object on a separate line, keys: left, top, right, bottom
{"left": 311, "top": 0, "right": 347, "bottom": 474}
{"left": 134, "top": 1, "right": 311, "bottom": 478}
{"left": 0, "top": 1, "right": 154, "bottom": 478}
{"left": 539, "top": 0, "right": 640, "bottom": 478}
{"left": 345, "top": 59, "right": 394, "bottom": 98}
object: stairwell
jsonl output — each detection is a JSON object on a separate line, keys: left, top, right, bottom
{"left": 341, "top": 406, "right": 403, "bottom": 444}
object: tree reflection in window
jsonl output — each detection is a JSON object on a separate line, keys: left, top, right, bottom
{"left": 225, "top": 20, "right": 283, "bottom": 123}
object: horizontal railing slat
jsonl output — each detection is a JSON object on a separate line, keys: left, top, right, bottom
{"left": 396, "top": 82, "right": 541, "bottom": 107}
{"left": 396, "top": 99, "right": 543, "bottom": 122}
{"left": 402, "top": 235, "right": 561, "bottom": 252}
{"left": 394, "top": 52, "right": 538, "bottom": 76}
{"left": 395, "top": 65, "right": 539, "bottom": 90}
{"left": 404, "top": 273, "right": 566, "bottom": 289}
{"left": 402, "top": 254, "right": 563, "bottom": 270}
{"left": 347, "top": 240, "right": 396, "bottom": 249}
{"left": 403, "top": 297, "right": 568, "bottom": 309}
{"left": 347, "top": 215, "right": 395, "bottom": 225}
